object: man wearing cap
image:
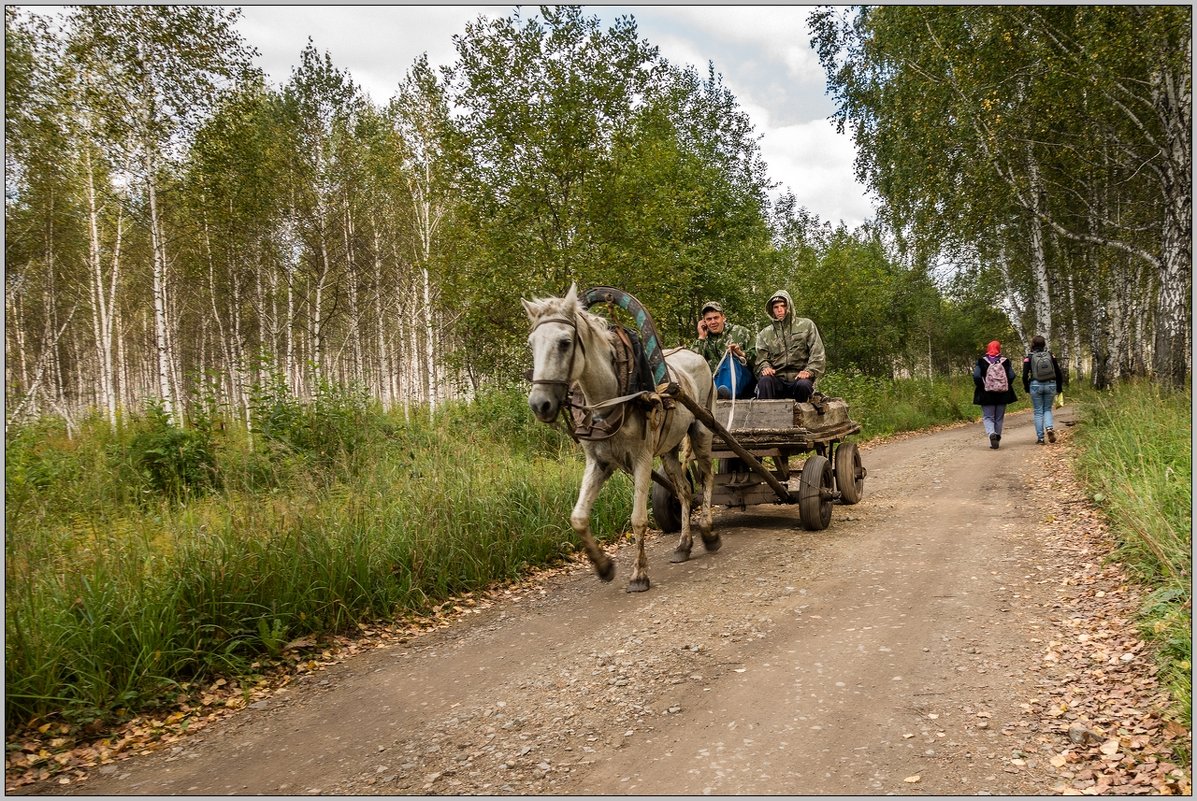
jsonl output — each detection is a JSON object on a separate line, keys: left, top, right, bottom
{"left": 692, "top": 300, "right": 755, "bottom": 399}
{"left": 753, "top": 290, "right": 825, "bottom": 402}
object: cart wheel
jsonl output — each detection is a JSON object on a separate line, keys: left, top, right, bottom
{"left": 651, "top": 479, "right": 682, "bottom": 533}
{"left": 798, "top": 454, "right": 834, "bottom": 531}
{"left": 717, "top": 457, "right": 746, "bottom": 474}
{"left": 834, "top": 442, "right": 864, "bottom": 505}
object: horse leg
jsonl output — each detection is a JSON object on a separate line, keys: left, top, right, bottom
{"left": 572, "top": 457, "right": 616, "bottom": 582}
{"left": 625, "top": 455, "right": 653, "bottom": 593}
{"left": 691, "top": 425, "right": 720, "bottom": 552}
{"left": 661, "top": 450, "right": 694, "bottom": 563}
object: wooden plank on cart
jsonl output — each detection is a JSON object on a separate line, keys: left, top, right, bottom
{"left": 667, "top": 387, "right": 794, "bottom": 503}
{"left": 715, "top": 399, "right": 794, "bottom": 430}
{"left": 794, "top": 397, "right": 852, "bottom": 429}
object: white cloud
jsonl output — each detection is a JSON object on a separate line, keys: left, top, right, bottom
{"left": 634, "top": 6, "right": 824, "bottom": 83}
{"left": 760, "top": 119, "right": 874, "bottom": 228}
{"left": 238, "top": 6, "right": 502, "bottom": 103}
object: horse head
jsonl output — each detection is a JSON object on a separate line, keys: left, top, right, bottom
{"left": 523, "top": 283, "right": 584, "bottom": 423}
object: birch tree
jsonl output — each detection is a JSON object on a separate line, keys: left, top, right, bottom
{"left": 280, "top": 41, "right": 365, "bottom": 392}
{"left": 389, "top": 55, "right": 455, "bottom": 406}
{"left": 65, "top": 5, "right": 254, "bottom": 421}
{"left": 812, "top": 5, "right": 1191, "bottom": 386}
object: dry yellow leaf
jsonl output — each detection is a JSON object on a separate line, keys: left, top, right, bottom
{"left": 904, "top": 775, "right": 921, "bottom": 783}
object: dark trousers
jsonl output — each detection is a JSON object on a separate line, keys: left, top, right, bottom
{"left": 755, "top": 375, "right": 814, "bottom": 401}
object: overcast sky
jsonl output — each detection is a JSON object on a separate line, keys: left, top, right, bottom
{"left": 236, "top": 5, "right": 875, "bottom": 228}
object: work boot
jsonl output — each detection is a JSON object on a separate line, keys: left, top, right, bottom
{"left": 989, "top": 433, "right": 999, "bottom": 449}
{"left": 1046, "top": 427, "right": 1056, "bottom": 443}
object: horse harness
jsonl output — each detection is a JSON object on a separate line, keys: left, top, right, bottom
{"left": 527, "top": 314, "right": 675, "bottom": 443}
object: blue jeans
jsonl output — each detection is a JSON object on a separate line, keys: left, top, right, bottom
{"left": 981, "top": 404, "right": 1006, "bottom": 436}
{"left": 1030, "top": 380, "right": 1057, "bottom": 440}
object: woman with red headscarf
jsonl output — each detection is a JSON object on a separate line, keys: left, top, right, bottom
{"left": 972, "top": 340, "right": 1018, "bottom": 449}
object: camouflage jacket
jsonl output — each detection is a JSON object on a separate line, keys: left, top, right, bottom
{"left": 691, "top": 322, "right": 754, "bottom": 373}
{"left": 753, "top": 289, "right": 826, "bottom": 381}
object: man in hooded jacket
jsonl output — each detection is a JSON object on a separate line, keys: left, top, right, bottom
{"left": 753, "top": 290, "right": 826, "bottom": 402}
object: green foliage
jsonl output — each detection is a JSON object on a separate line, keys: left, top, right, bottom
{"left": 1073, "top": 382, "right": 1192, "bottom": 727}
{"left": 809, "top": 5, "right": 1192, "bottom": 386}
{"left": 5, "top": 388, "right": 631, "bottom": 725}
{"left": 248, "top": 366, "right": 384, "bottom": 472}
{"left": 127, "top": 400, "right": 221, "bottom": 501}
{"left": 820, "top": 370, "right": 977, "bottom": 438}
{"left": 441, "top": 8, "right": 779, "bottom": 376}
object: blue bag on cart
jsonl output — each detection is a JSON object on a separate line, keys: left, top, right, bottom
{"left": 714, "top": 355, "right": 754, "bottom": 399}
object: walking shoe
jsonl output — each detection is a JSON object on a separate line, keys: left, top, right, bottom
{"left": 1046, "top": 427, "right": 1056, "bottom": 443}
{"left": 989, "top": 433, "right": 1000, "bottom": 449}
{"left": 1037, "top": 438, "right": 1045, "bottom": 445}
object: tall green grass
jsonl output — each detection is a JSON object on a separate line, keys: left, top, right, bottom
{"left": 1072, "top": 381, "right": 1192, "bottom": 729}
{"left": 5, "top": 386, "right": 631, "bottom": 725}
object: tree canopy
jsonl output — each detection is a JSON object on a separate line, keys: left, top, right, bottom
{"left": 12, "top": 4, "right": 1162, "bottom": 428}
{"left": 811, "top": 5, "right": 1191, "bottom": 387}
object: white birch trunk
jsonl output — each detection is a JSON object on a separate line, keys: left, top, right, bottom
{"left": 83, "top": 148, "right": 119, "bottom": 426}
{"left": 343, "top": 199, "right": 363, "bottom": 386}
{"left": 995, "top": 241, "right": 1029, "bottom": 345}
{"left": 202, "top": 213, "right": 237, "bottom": 408}
{"left": 145, "top": 158, "right": 176, "bottom": 422}
{"left": 421, "top": 266, "right": 438, "bottom": 407}
{"left": 1025, "top": 151, "right": 1052, "bottom": 343}
{"left": 285, "top": 264, "right": 297, "bottom": 395}
{"left": 371, "top": 222, "right": 390, "bottom": 409}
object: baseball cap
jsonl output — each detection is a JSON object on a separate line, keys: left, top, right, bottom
{"left": 700, "top": 300, "right": 723, "bottom": 314}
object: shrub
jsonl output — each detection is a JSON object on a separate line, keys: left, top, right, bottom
{"left": 126, "top": 401, "right": 221, "bottom": 501}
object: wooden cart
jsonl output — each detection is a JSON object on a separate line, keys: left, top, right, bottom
{"left": 651, "top": 393, "right": 866, "bottom": 532}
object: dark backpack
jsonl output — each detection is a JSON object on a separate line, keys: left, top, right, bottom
{"left": 1030, "top": 350, "right": 1055, "bottom": 382}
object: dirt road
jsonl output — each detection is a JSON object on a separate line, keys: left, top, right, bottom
{"left": 34, "top": 407, "right": 1095, "bottom": 795}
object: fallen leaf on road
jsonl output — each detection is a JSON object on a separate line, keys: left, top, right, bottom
{"left": 904, "top": 775, "right": 920, "bottom": 783}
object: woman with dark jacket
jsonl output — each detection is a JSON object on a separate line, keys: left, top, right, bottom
{"left": 1022, "top": 335, "right": 1066, "bottom": 445}
{"left": 972, "top": 340, "right": 1018, "bottom": 449}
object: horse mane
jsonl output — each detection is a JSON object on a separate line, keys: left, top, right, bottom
{"left": 529, "top": 294, "right": 612, "bottom": 347}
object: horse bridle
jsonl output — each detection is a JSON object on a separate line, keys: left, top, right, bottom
{"left": 526, "top": 312, "right": 672, "bottom": 443}
{"left": 526, "top": 314, "right": 587, "bottom": 393}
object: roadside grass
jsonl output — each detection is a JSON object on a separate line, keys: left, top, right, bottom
{"left": 1071, "top": 381, "right": 1192, "bottom": 732}
{"left": 5, "top": 386, "right": 632, "bottom": 726}
{"left": 9, "top": 371, "right": 1178, "bottom": 737}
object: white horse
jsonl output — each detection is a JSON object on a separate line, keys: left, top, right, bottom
{"left": 522, "top": 284, "right": 718, "bottom": 592}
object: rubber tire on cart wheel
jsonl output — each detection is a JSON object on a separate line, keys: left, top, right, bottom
{"left": 651, "top": 480, "right": 682, "bottom": 534}
{"left": 798, "top": 454, "right": 834, "bottom": 531}
{"left": 834, "top": 442, "right": 864, "bottom": 505}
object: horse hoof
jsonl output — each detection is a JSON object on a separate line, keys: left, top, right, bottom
{"left": 669, "top": 547, "right": 691, "bottom": 563}
{"left": 625, "top": 577, "right": 650, "bottom": 593}
{"left": 596, "top": 559, "right": 615, "bottom": 582}
{"left": 701, "top": 532, "right": 722, "bottom": 552}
